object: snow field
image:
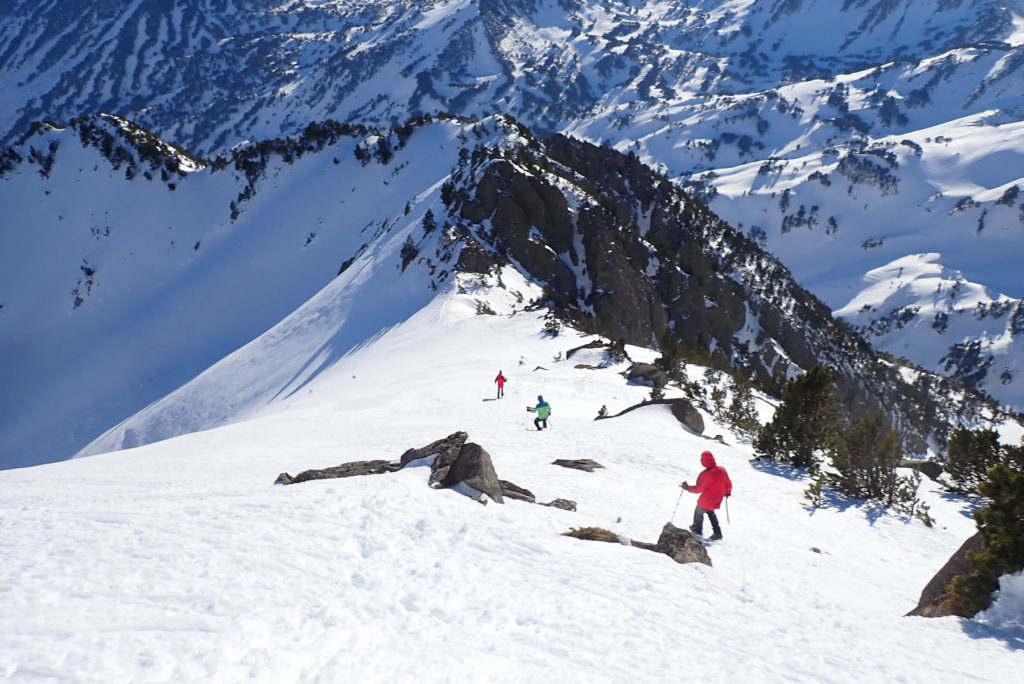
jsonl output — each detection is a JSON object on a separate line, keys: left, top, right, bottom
{"left": 1, "top": 284, "right": 1021, "bottom": 682}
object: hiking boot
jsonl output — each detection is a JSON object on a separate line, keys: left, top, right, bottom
{"left": 688, "top": 525, "right": 702, "bottom": 536}
{"left": 709, "top": 532, "right": 723, "bottom": 541}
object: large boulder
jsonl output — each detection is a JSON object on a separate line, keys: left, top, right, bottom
{"left": 277, "top": 431, "right": 532, "bottom": 507}
{"left": 399, "top": 431, "right": 473, "bottom": 493}
{"left": 667, "top": 399, "right": 704, "bottom": 435}
{"left": 400, "top": 431, "right": 468, "bottom": 470}
{"left": 626, "top": 362, "right": 667, "bottom": 388}
{"left": 442, "top": 442, "right": 504, "bottom": 503}
{"left": 652, "top": 522, "right": 713, "bottom": 566}
{"left": 906, "top": 531, "right": 985, "bottom": 617}
{"left": 900, "top": 458, "right": 944, "bottom": 482}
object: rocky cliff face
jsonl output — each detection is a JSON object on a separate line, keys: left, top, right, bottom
{"left": 443, "top": 129, "right": 1015, "bottom": 452}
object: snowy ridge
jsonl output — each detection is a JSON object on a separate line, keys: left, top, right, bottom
{"left": 3, "top": 0, "right": 1024, "bottom": 407}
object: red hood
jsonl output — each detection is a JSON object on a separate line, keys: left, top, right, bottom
{"left": 701, "top": 450, "right": 716, "bottom": 468}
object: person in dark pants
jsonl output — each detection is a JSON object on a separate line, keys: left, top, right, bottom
{"left": 680, "top": 450, "right": 732, "bottom": 540}
{"left": 494, "top": 371, "right": 507, "bottom": 399}
{"left": 527, "top": 395, "right": 550, "bottom": 430}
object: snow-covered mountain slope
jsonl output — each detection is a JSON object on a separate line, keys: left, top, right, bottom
{"left": 0, "top": 115, "right": 464, "bottom": 468}
{"left": 5, "top": 111, "right": 1021, "bottom": 470}
{"left": 691, "top": 115, "right": 1024, "bottom": 406}
{"left": 1, "top": 279, "right": 1022, "bottom": 681}
{"left": 4, "top": 0, "right": 1020, "bottom": 155}
{"left": 5, "top": 113, "right": 1013, "bottom": 470}
{"left": 2, "top": 0, "right": 1024, "bottom": 408}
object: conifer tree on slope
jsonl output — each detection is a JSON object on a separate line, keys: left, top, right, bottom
{"left": 754, "top": 365, "right": 841, "bottom": 472}
{"left": 949, "top": 464, "right": 1024, "bottom": 617}
{"left": 830, "top": 412, "right": 903, "bottom": 504}
{"left": 940, "top": 427, "right": 1002, "bottom": 493}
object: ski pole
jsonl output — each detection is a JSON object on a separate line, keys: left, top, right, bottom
{"left": 725, "top": 496, "right": 730, "bottom": 524}
{"left": 670, "top": 486, "right": 685, "bottom": 523}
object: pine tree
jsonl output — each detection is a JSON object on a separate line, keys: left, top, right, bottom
{"left": 754, "top": 366, "right": 840, "bottom": 471}
{"left": 400, "top": 236, "right": 418, "bottom": 271}
{"left": 950, "top": 464, "right": 1024, "bottom": 616}
{"left": 830, "top": 413, "right": 902, "bottom": 503}
{"left": 724, "top": 380, "right": 761, "bottom": 441}
{"left": 941, "top": 428, "right": 1002, "bottom": 492}
{"left": 422, "top": 209, "right": 436, "bottom": 235}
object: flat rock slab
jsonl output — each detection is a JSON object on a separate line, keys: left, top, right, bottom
{"left": 552, "top": 458, "right": 604, "bottom": 472}
{"left": 499, "top": 479, "right": 536, "bottom": 503}
{"left": 541, "top": 498, "right": 577, "bottom": 511}
{"left": 275, "top": 459, "right": 401, "bottom": 485}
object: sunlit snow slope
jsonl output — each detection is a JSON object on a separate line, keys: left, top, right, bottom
{"left": 1, "top": 276, "right": 1021, "bottom": 682}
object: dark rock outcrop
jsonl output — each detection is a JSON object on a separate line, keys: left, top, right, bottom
{"left": 652, "top": 522, "right": 713, "bottom": 566}
{"left": 499, "top": 480, "right": 576, "bottom": 510}
{"left": 565, "top": 340, "right": 607, "bottom": 360}
{"left": 500, "top": 479, "right": 536, "bottom": 503}
{"left": 449, "top": 133, "right": 1016, "bottom": 455}
{"left": 907, "top": 532, "right": 985, "bottom": 617}
{"left": 441, "top": 441, "right": 504, "bottom": 503}
{"left": 277, "top": 432, "right": 507, "bottom": 504}
{"left": 553, "top": 458, "right": 605, "bottom": 472}
{"left": 595, "top": 398, "right": 704, "bottom": 435}
{"left": 454, "top": 236, "right": 499, "bottom": 275}
{"left": 564, "top": 522, "right": 711, "bottom": 566}
{"left": 275, "top": 459, "right": 401, "bottom": 485}
{"left": 563, "top": 527, "right": 620, "bottom": 543}
{"left": 626, "top": 362, "right": 667, "bottom": 388}
{"left": 900, "top": 459, "right": 944, "bottom": 482}
{"left": 668, "top": 400, "right": 705, "bottom": 435}
{"left": 400, "top": 431, "right": 468, "bottom": 469}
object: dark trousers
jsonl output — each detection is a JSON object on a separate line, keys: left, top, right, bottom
{"left": 497, "top": 386, "right": 504, "bottom": 398}
{"left": 534, "top": 416, "right": 547, "bottom": 430}
{"left": 691, "top": 505, "right": 721, "bottom": 537}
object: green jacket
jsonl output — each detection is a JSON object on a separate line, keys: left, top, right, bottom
{"left": 533, "top": 401, "right": 551, "bottom": 419}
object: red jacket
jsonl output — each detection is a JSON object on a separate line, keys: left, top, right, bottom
{"left": 495, "top": 372, "right": 506, "bottom": 387}
{"left": 685, "top": 451, "right": 732, "bottom": 510}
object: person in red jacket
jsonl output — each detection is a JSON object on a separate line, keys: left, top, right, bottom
{"left": 494, "top": 370, "right": 507, "bottom": 399}
{"left": 680, "top": 450, "right": 732, "bottom": 540}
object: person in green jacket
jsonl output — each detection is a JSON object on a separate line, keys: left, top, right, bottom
{"left": 527, "top": 395, "right": 551, "bottom": 430}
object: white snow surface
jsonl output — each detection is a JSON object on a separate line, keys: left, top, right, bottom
{"left": 1, "top": 278, "right": 1021, "bottom": 682}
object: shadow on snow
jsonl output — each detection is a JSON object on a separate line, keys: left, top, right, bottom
{"left": 961, "top": 619, "right": 1024, "bottom": 651}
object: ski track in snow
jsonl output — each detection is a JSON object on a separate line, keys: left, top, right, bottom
{"left": 1, "top": 283, "right": 1022, "bottom": 682}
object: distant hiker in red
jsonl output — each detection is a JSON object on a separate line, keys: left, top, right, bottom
{"left": 680, "top": 450, "right": 732, "bottom": 541}
{"left": 494, "top": 371, "right": 507, "bottom": 399}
